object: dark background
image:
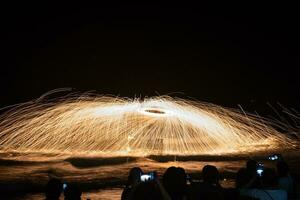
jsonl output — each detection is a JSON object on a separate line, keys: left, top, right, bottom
{"left": 1, "top": 2, "right": 299, "bottom": 116}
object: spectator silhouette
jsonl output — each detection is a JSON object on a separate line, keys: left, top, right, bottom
{"left": 277, "top": 161, "right": 294, "bottom": 199}
{"left": 240, "top": 168, "right": 287, "bottom": 200}
{"left": 189, "top": 165, "right": 224, "bottom": 200}
{"left": 177, "top": 167, "right": 188, "bottom": 194}
{"left": 246, "top": 160, "right": 258, "bottom": 175}
{"left": 121, "top": 167, "right": 143, "bottom": 200}
{"left": 162, "top": 166, "right": 188, "bottom": 200}
{"left": 237, "top": 165, "right": 263, "bottom": 190}
{"left": 236, "top": 168, "right": 253, "bottom": 189}
{"left": 236, "top": 168, "right": 259, "bottom": 200}
{"left": 246, "top": 159, "right": 261, "bottom": 189}
{"left": 130, "top": 181, "right": 164, "bottom": 200}
{"left": 64, "top": 183, "right": 82, "bottom": 200}
{"left": 45, "top": 178, "right": 63, "bottom": 200}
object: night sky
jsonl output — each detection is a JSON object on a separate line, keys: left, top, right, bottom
{"left": 1, "top": 3, "right": 299, "bottom": 116}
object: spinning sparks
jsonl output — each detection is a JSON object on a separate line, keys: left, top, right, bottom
{"left": 0, "top": 93, "right": 294, "bottom": 156}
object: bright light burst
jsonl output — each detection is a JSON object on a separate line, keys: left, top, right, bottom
{"left": 0, "top": 93, "right": 294, "bottom": 156}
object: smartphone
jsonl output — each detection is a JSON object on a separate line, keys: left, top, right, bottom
{"left": 256, "top": 163, "right": 264, "bottom": 176}
{"left": 63, "top": 183, "right": 67, "bottom": 190}
{"left": 140, "top": 172, "right": 155, "bottom": 182}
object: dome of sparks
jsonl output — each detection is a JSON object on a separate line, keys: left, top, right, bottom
{"left": 0, "top": 94, "right": 293, "bottom": 156}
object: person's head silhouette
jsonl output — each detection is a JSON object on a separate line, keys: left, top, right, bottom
{"left": 45, "top": 178, "right": 63, "bottom": 200}
{"left": 177, "top": 167, "right": 187, "bottom": 186}
{"left": 235, "top": 168, "right": 253, "bottom": 188}
{"left": 261, "top": 168, "right": 278, "bottom": 189}
{"left": 162, "top": 166, "right": 187, "bottom": 198}
{"left": 246, "top": 159, "right": 257, "bottom": 174}
{"left": 202, "top": 165, "right": 220, "bottom": 185}
{"left": 64, "top": 183, "right": 82, "bottom": 200}
{"left": 277, "top": 161, "right": 289, "bottom": 177}
{"left": 127, "top": 167, "right": 143, "bottom": 186}
{"left": 162, "top": 166, "right": 178, "bottom": 189}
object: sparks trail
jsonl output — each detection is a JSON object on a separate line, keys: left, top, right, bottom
{"left": 0, "top": 93, "right": 295, "bottom": 156}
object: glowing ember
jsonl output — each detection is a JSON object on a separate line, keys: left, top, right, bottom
{"left": 0, "top": 93, "right": 293, "bottom": 156}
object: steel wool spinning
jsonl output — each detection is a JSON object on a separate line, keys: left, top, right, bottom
{"left": 0, "top": 93, "right": 293, "bottom": 156}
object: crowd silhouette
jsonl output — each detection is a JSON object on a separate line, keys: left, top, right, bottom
{"left": 44, "top": 156, "right": 299, "bottom": 200}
